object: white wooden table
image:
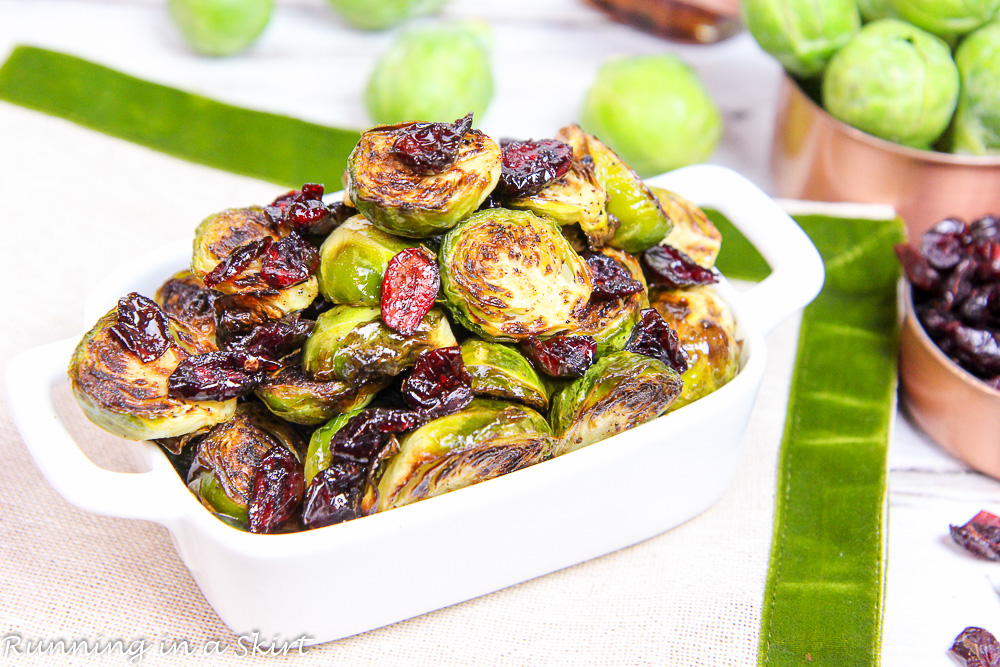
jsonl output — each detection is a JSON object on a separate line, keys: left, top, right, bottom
{"left": 1, "top": 0, "right": 997, "bottom": 663}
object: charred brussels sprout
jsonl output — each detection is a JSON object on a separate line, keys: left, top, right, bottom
{"left": 69, "top": 308, "right": 236, "bottom": 441}
{"left": 460, "top": 339, "right": 549, "bottom": 410}
{"left": 255, "top": 360, "right": 383, "bottom": 425}
{"left": 651, "top": 286, "right": 740, "bottom": 410}
{"left": 187, "top": 403, "right": 304, "bottom": 527}
{"left": 550, "top": 351, "right": 682, "bottom": 455}
{"left": 439, "top": 208, "right": 592, "bottom": 341}
{"left": 375, "top": 399, "right": 554, "bottom": 510}
{"left": 302, "top": 305, "right": 456, "bottom": 385}
{"left": 155, "top": 270, "right": 218, "bottom": 343}
{"left": 571, "top": 247, "right": 648, "bottom": 356}
{"left": 653, "top": 187, "right": 721, "bottom": 269}
{"left": 317, "top": 215, "right": 423, "bottom": 305}
{"left": 346, "top": 122, "right": 501, "bottom": 238}
{"left": 304, "top": 409, "right": 365, "bottom": 485}
{"left": 558, "top": 124, "right": 672, "bottom": 254}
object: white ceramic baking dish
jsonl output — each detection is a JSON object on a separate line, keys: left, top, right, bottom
{"left": 6, "top": 165, "right": 823, "bottom": 644}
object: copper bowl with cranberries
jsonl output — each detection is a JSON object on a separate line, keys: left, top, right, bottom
{"left": 897, "top": 215, "right": 1000, "bottom": 478}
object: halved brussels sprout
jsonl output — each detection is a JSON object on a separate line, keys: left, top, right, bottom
{"left": 439, "top": 208, "right": 592, "bottom": 341}
{"left": 506, "top": 158, "right": 616, "bottom": 247}
{"left": 302, "top": 304, "right": 456, "bottom": 385}
{"left": 550, "top": 350, "right": 682, "bottom": 455}
{"left": 375, "top": 399, "right": 554, "bottom": 510}
{"left": 650, "top": 285, "right": 740, "bottom": 410}
{"left": 317, "top": 215, "right": 423, "bottom": 305}
{"left": 69, "top": 308, "right": 236, "bottom": 441}
{"left": 558, "top": 124, "right": 671, "bottom": 254}
{"left": 346, "top": 122, "right": 501, "bottom": 238}
{"left": 255, "top": 360, "right": 383, "bottom": 425}
{"left": 460, "top": 339, "right": 549, "bottom": 410}
{"left": 571, "top": 247, "right": 648, "bottom": 357}
{"left": 155, "top": 270, "right": 218, "bottom": 343}
{"left": 304, "top": 408, "right": 365, "bottom": 485}
{"left": 188, "top": 403, "right": 304, "bottom": 527}
{"left": 652, "top": 187, "right": 721, "bottom": 269}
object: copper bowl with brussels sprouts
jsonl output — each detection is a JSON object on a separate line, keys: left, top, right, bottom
{"left": 7, "top": 116, "right": 823, "bottom": 643}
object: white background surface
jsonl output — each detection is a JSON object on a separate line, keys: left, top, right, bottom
{"left": 2, "top": 0, "right": 999, "bottom": 664}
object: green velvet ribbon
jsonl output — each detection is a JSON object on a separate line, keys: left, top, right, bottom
{"left": 0, "top": 45, "right": 361, "bottom": 188}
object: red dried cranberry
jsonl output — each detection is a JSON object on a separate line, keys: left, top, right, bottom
{"left": 951, "top": 510, "right": 1000, "bottom": 561}
{"left": 520, "top": 335, "right": 597, "bottom": 378}
{"left": 203, "top": 237, "right": 273, "bottom": 288}
{"left": 952, "top": 626, "right": 1000, "bottom": 667}
{"left": 643, "top": 245, "right": 719, "bottom": 288}
{"left": 109, "top": 293, "right": 172, "bottom": 363}
{"left": 248, "top": 446, "right": 304, "bottom": 534}
{"left": 381, "top": 247, "right": 440, "bottom": 336}
{"left": 402, "top": 346, "right": 473, "bottom": 416}
{"left": 970, "top": 215, "right": 1000, "bottom": 243}
{"left": 922, "top": 217, "right": 966, "bottom": 270}
{"left": 391, "top": 113, "right": 474, "bottom": 176}
{"left": 261, "top": 233, "right": 320, "bottom": 289}
{"left": 167, "top": 351, "right": 265, "bottom": 401}
{"left": 330, "top": 407, "right": 428, "bottom": 462}
{"left": 301, "top": 459, "right": 366, "bottom": 529}
{"left": 224, "top": 314, "right": 314, "bottom": 360}
{"left": 494, "top": 138, "right": 573, "bottom": 199}
{"left": 625, "top": 308, "right": 688, "bottom": 374}
{"left": 894, "top": 244, "right": 940, "bottom": 292}
{"left": 583, "top": 251, "right": 644, "bottom": 299}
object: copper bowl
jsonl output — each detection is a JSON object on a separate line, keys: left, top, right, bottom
{"left": 899, "top": 284, "right": 1000, "bottom": 478}
{"left": 772, "top": 76, "right": 1000, "bottom": 241}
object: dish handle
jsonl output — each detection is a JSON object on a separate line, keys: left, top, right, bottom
{"left": 652, "top": 164, "right": 825, "bottom": 334}
{"left": 5, "top": 339, "right": 182, "bottom": 523}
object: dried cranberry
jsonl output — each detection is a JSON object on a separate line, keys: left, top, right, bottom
{"left": 391, "top": 113, "right": 474, "bottom": 176}
{"left": 894, "top": 244, "right": 940, "bottom": 292}
{"left": 381, "top": 247, "right": 440, "bottom": 336}
{"left": 248, "top": 446, "right": 304, "bottom": 534}
{"left": 952, "top": 626, "right": 1000, "bottom": 667}
{"left": 643, "top": 245, "right": 719, "bottom": 288}
{"left": 625, "top": 308, "right": 688, "bottom": 374}
{"left": 261, "top": 233, "right": 320, "bottom": 289}
{"left": 951, "top": 325, "right": 1000, "bottom": 376}
{"left": 922, "top": 217, "right": 966, "bottom": 270}
{"left": 583, "top": 251, "right": 644, "bottom": 299}
{"left": 224, "top": 314, "right": 314, "bottom": 359}
{"left": 494, "top": 138, "right": 573, "bottom": 199}
{"left": 167, "top": 351, "right": 265, "bottom": 401}
{"left": 203, "top": 237, "right": 273, "bottom": 288}
{"left": 330, "top": 407, "right": 428, "bottom": 462}
{"left": 301, "top": 459, "right": 366, "bottom": 529}
{"left": 951, "top": 510, "right": 1000, "bottom": 561}
{"left": 970, "top": 215, "right": 1000, "bottom": 243}
{"left": 402, "top": 346, "right": 473, "bottom": 416}
{"left": 109, "top": 293, "right": 172, "bottom": 363}
{"left": 520, "top": 335, "right": 597, "bottom": 378}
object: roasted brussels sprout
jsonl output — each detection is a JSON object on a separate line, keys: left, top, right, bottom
{"left": 550, "top": 351, "right": 682, "bottom": 455}
{"left": 375, "top": 399, "right": 554, "bottom": 510}
{"left": 653, "top": 187, "right": 721, "bottom": 269}
{"left": 154, "top": 270, "right": 218, "bottom": 342}
{"left": 558, "top": 125, "right": 672, "bottom": 254}
{"left": 317, "top": 215, "right": 423, "bottom": 305}
{"left": 346, "top": 121, "right": 501, "bottom": 238}
{"left": 303, "top": 409, "right": 365, "bottom": 485}
{"left": 951, "top": 22, "right": 1000, "bottom": 155}
{"left": 187, "top": 403, "right": 304, "bottom": 527}
{"left": 650, "top": 286, "right": 740, "bottom": 410}
{"left": 571, "top": 247, "right": 648, "bottom": 357}
{"left": 255, "top": 360, "right": 383, "bottom": 425}
{"left": 741, "top": 0, "right": 860, "bottom": 77}
{"left": 439, "top": 208, "right": 592, "bottom": 341}
{"left": 460, "top": 339, "right": 549, "bottom": 410}
{"left": 69, "top": 307, "right": 236, "bottom": 441}
{"left": 302, "top": 305, "right": 456, "bottom": 385}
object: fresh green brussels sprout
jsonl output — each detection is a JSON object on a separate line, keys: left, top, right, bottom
{"left": 375, "top": 399, "right": 554, "bottom": 510}
{"left": 155, "top": 270, "right": 217, "bottom": 343}
{"left": 822, "top": 19, "right": 959, "bottom": 149}
{"left": 188, "top": 403, "right": 304, "bottom": 527}
{"left": 580, "top": 55, "right": 722, "bottom": 177}
{"left": 347, "top": 121, "right": 501, "bottom": 238}
{"left": 505, "top": 158, "right": 616, "bottom": 248}
{"left": 460, "top": 339, "right": 549, "bottom": 410}
{"left": 439, "top": 208, "right": 592, "bottom": 341}
{"left": 304, "top": 409, "right": 365, "bottom": 485}
{"left": 317, "top": 215, "right": 423, "bottom": 305}
{"left": 302, "top": 305, "right": 456, "bottom": 385}
{"left": 652, "top": 187, "right": 722, "bottom": 269}
{"left": 169, "top": 0, "right": 273, "bottom": 57}
{"left": 69, "top": 308, "right": 236, "bottom": 441}
{"left": 858, "top": 0, "right": 898, "bottom": 21}
{"left": 571, "top": 247, "right": 648, "bottom": 357}
{"left": 891, "top": 0, "right": 1000, "bottom": 41}
{"left": 741, "top": 0, "right": 860, "bottom": 78}
{"left": 550, "top": 351, "right": 683, "bottom": 455}
{"left": 327, "top": 0, "right": 446, "bottom": 31}
{"left": 365, "top": 21, "right": 493, "bottom": 124}
{"left": 650, "top": 286, "right": 740, "bottom": 410}
{"left": 255, "top": 360, "right": 383, "bottom": 425}
{"left": 950, "top": 22, "right": 1000, "bottom": 155}
{"left": 558, "top": 125, "right": 672, "bottom": 254}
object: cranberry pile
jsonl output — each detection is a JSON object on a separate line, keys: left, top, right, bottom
{"left": 896, "top": 215, "right": 1000, "bottom": 387}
